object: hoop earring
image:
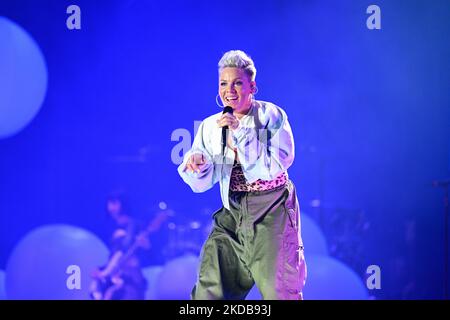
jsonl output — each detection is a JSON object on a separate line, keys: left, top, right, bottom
{"left": 251, "top": 86, "right": 259, "bottom": 105}
{"left": 216, "top": 94, "right": 224, "bottom": 108}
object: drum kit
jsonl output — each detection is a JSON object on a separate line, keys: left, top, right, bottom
{"left": 154, "top": 208, "right": 213, "bottom": 262}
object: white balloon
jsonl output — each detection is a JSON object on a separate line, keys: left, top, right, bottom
{"left": 155, "top": 254, "right": 199, "bottom": 300}
{"left": 5, "top": 224, "right": 109, "bottom": 299}
{"left": 142, "top": 265, "right": 164, "bottom": 300}
{"left": 301, "top": 213, "right": 328, "bottom": 256}
{"left": 303, "top": 255, "right": 369, "bottom": 300}
{"left": 0, "top": 16, "right": 48, "bottom": 139}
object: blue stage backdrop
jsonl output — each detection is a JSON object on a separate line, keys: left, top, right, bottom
{"left": 0, "top": 0, "right": 449, "bottom": 299}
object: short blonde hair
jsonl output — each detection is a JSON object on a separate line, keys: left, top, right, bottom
{"left": 218, "top": 50, "right": 257, "bottom": 81}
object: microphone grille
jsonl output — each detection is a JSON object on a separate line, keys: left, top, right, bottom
{"left": 223, "top": 106, "right": 233, "bottom": 114}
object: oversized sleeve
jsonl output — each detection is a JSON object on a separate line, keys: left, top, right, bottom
{"left": 177, "top": 120, "right": 218, "bottom": 192}
{"left": 231, "top": 106, "right": 294, "bottom": 182}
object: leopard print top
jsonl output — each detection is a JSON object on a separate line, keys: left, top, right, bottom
{"left": 229, "top": 162, "right": 288, "bottom": 192}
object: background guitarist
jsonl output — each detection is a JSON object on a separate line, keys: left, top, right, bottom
{"left": 90, "top": 190, "right": 150, "bottom": 300}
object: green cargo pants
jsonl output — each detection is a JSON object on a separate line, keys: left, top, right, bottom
{"left": 191, "top": 181, "right": 307, "bottom": 300}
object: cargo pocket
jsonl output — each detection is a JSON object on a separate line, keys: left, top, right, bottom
{"left": 283, "top": 182, "right": 299, "bottom": 232}
{"left": 281, "top": 224, "right": 304, "bottom": 299}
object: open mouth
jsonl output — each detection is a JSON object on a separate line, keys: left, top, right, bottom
{"left": 225, "top": 96, "right": 238, "bottom": 102}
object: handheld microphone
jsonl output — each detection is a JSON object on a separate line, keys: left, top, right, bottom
{"left": 222, "top": 106, "right": 233, "bottom": 155}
